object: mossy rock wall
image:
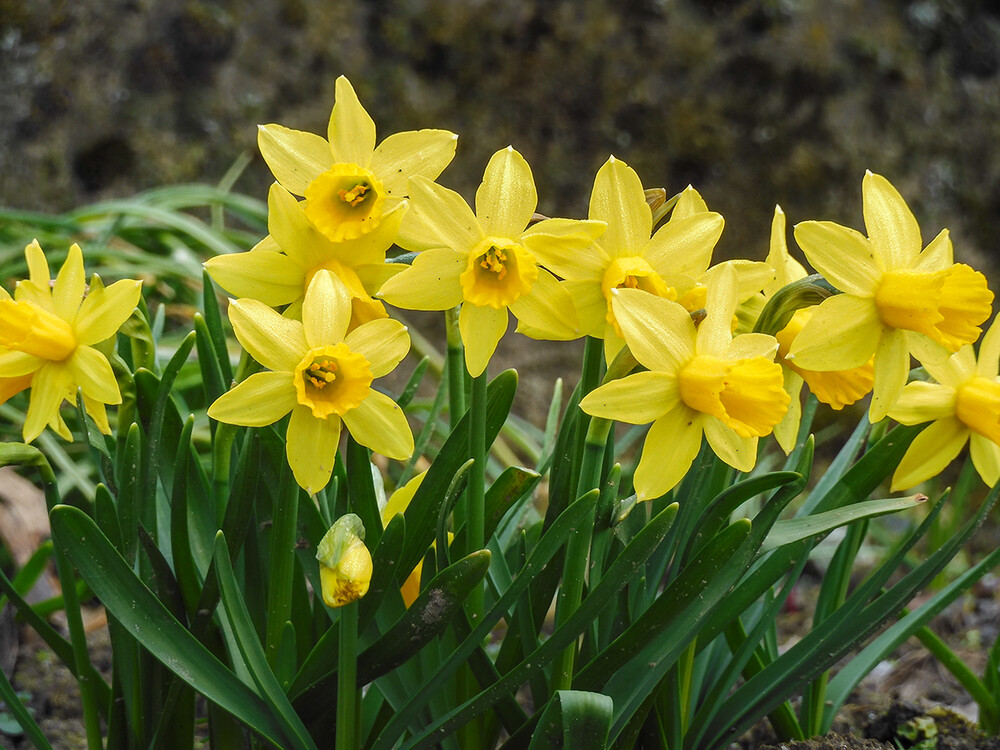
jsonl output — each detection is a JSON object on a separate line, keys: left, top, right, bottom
{"left": 3, "top": 0, "right": 1000, "bottom": 271}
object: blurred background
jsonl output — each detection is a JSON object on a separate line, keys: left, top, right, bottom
{"left": 3, "top": 0, "right": 1000, "bottom": 272}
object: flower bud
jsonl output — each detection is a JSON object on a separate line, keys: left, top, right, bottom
{"left": 316, "top": 514, "right": 372, "bottom": 608}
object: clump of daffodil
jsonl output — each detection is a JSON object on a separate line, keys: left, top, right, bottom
{"left": 762, "top": 206, "right": 874, "bottom": 452}
{"left": 580, "top": 264, "right": 789, "bottom": 500}
{"left": 888, "top": 316, "right": 1000, "bottom": 490}
{"left": 788, "top": 171, "right": 993, "bottom": 422}
{"left": 207, "top": 270, "right": 413, "bottom": 494}
{"left": 529, "top": 156, "right": 766, "bottom": 362}
{"left": 205, "top": 183, "right": 404, "bottom": 328}
{"left": 316, "top": 514, "right": 372, "bottom": 608}
{"left": 0, "top": 241, "right": 141, "bottom": 443}
{"left": 378, "top": 146, "right": 604, "bottom": 377}
{"left": 257, "top": 75, "right": 457, "bottom": 248}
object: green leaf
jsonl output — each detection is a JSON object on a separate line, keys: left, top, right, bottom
{"left": 761, "top": 494, "right": 927, "bottom": 552}
{"left": 292, "top": 551, "right": 491, "bottom": 721}
{"left": 214, "top": 533, "right": 317, "bottom": 750}
{"left": 527, "top": 690, "right": 613, "bottom": 750}
{"left": 399, "top": 369, "right": 517, "bottom": 576}
{"left": 202, "top": 270, "right": 233, "bottom": 384}
{"left": 194, "top": 312, "right": 227, "bottom": 405}
{"left": 48, "top": 505, "right": 301, "bottom": 749}
{"left": 0, "top": 662, "right": 51, "bottom": 749}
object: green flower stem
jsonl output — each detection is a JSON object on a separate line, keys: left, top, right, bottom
{"left": 37, "top": 460, "right": 104, "bottom": 749}
{"left": 552, "top": 337, "right": 605, "bottom": 692}
{"left": 913, "top": 624, "right": 999, "bottom": 732}
{"left": 265, "top": 464, "right": 300, "bottom": 668}
{"left": 446, "top": 306, "right": 466, "bottom": 428}
{"left": 467, "top": 370, "right": 488, "bottom": 613}
{"left": 336, "top": 600, "right": 360, "bottom": 750}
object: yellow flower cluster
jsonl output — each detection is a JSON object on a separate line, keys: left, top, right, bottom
{"left": 199, "top": 75, "right": 998, "bottom": 502}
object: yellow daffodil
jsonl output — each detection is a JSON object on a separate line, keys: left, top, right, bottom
{"left": 763, "top": 206, "right": 874, "bottom": 452}
{"left": 888, "top": 317, "right": 1000, "bottom": 490}
{"left": 580, "top": 264, "right": 789, "bottom": 500}
{"left": 204, "top": 183, "right": 404, "bottom": 328}
{"left": 788, "top": 171, "right": 993, "bottom": 422}
{"left": 257, "top": 76, "right": 457, "bottom": 247}
{"left": 0, "top": 241, "right": 141, "bottom": 443}
{"left": 377, "top": 146, "right": 603, "bottom": 377}
{"left": 529, "top": 156, "right": 767, "bottom": 362}
{"left": 207, "top": 270, "right": 413, "bottom": 494}
{"left": 316, "top": 514, "right": 372, "bottom": 608}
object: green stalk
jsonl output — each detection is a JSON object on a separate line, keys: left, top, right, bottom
{"left": 336, "top": 600, "right": 360, "bottom": 750}
{"left": 446, "top": 306, "right": 466, "bottom": 427}
{"left": 38, "top": 460, "right": 104, "bottom": 749}
{"left": 466, "top": 370, "right": 488, "bottom": 620}
{"left": 266, "top": 464, "right": 300, "bottom": 667}
{"left": 914, "top": 624, "right": 999, "bottom": 732}
{"left": 551, "top": 337, "right": 605, "bottom": 692}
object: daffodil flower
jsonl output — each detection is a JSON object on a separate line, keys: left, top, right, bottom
{"left": 0, "top": 241, "right": 141, "bottom": 443}
{"left": 257, "top": 76, "right": 457, "bottom": 247}
{"left": 580, "top": 264, "right": 789, "bottom": 500}
{"left": 207, "top": 270, "right": 413, "bottom": 494}
{"left": 205, "top": 183, "right": 404, "bottom": 328}
{"left": 789, "top": 171, "right": 993, "bottom": 422}
{"left": 528, "top": 156, "right": 766, "bottom": 362}
{"left": 888, "top": 317, "right": 1000, "bottom": 490}
{"left": 377, "top": 146, "right": 603, "bottom": 377}
{"left": 316, "top": 514, "right": 372, "bottom": 608}
{"left": 763, "top": 206, "right": 874, "bottom": 452}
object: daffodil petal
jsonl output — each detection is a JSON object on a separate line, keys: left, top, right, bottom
{"left": 345, "top": 318, "right": 409, "bottom": 377}
{"left": 788, "top": 295, "right": 882, "bottom": 370}
{"left": 328, "top": 77, "right": 376, "bottom": 168}
{"left": 793, "top": 221, "right": 882, "bottom": 296}
{"left": 0, "top": 350, "right": 44, "bottom": 377}
{"left": 603, "top": 326, "right": 627, "bottom": 364}
{"left": 267, "top": 183, "right": 329, "bottom": 269}
{"left": 371, "top": 129, "right": 458, "bottom": 197}
{"left": 229, "top": 298, "right": 307, "bottom": 372}
{"left": 81, "top": 395, "right": 110, "bottom": 434}
{"left": 765, "top": 206, "right": 807, "bottom": 294}
{"left": 68, "top": 346, "right": 120, "bottom": 404}
{"left": 474, "top": 147, "right": 537, "bottom": 239}
{"left": 888, "top": 381, "right": 957, "bottom": 425}
{"left": 891, "top": 419, "right": 966, "bottom": 491}
{"left": 356, "top": 262, "right": 406, "bottom": 296}
{"left": 704, "top": 417, "right": 758, "bottom": 472}
{"left": 977, "top": 317, "right": 1000, "bottom": 379}
{"left": 208, "top": 371, "right": 297, "bottom": 427}
{"left": 633, "top": 408, "right": 703, "bottom": 501}
{"left": 579, "top": 370, "right": 679, "bottom": 424}
{"left": 52, "top": 244, "right": 86, "bottom": 322}
{"left": 563, "top": 280, "right": 607, "bottom": 337}
{"left": 287, "top": 405, "right": 341, "bottom": 494}
{"left": 869, "top": 327, "right": 910, "bottom": 423}
{"left": 670, "top": 185, "right": 709, "bottom": 220}
{"left": 24, "top": 240, "right": 51, "bottom": 294}
{"left": 257, "top": 124, "right": 331, "bottom": 195}
{"left": 460, "top": 303, "right": 507, "bottom": 378}
{"left": 697, "top": 263, "right": 739, "bottom": 358}
{"left": 408, "top": 176, "right": 484, "bottom": 253}
{"left": 520, "top": 224, "right": 610, "bottom": 280}
{"left": 0, "top": 374, "right": 32, "bottom": 405}
{"left": 611, "top": 289, "right": 695, "bottom": 373}
{"left": 74, "top": 279, "right": 142, "bottom": 346}
{"left": 510, "top": 269, "right": 579, "bottom": 341}
{"left": 914, "top": 228, "right": 953, "bottom": 272}
{"left": 343, "top": 390, "right": 414, "bottom": 460}
{"left": 728, "top": 332, "right": 779, "bottom": 360}
{"left": 970, "top": 433, "right": 1000, "bottom": 487}
{"left": 378, "top": 249, "right": 466, "bottom": 311}
{"left": 589, "top": 156, "right": 651, "bottom": 258}
{"left": 730, "top": 261, "right": 775, "bottom": 301}
{"left": 302, "top": 270, "right": 352, "bottom": 348}
{"left": 643, "top": 212, "right": 724, "bottom": 278}
{"left": 23, "top": 363, "right": 73, "bottom": 443}
{"left": 863, "top": 171, "right": 922, "bottom": 271}
{"left": 204, "top": 249, "right": 303, "bottom": 307}
{"left": 773, "top": 369, "right": 803, "bottom": 454}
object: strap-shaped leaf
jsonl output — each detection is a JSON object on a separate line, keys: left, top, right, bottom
{"left": 527, "top": 690, "right": 613, "bottom": 750}
{"left": 48, "top": 505, "right": 298, "bottom": 749}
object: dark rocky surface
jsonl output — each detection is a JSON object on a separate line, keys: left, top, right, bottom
{"left": 3, "top": 1, "right": 1000, "bottom": 273}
